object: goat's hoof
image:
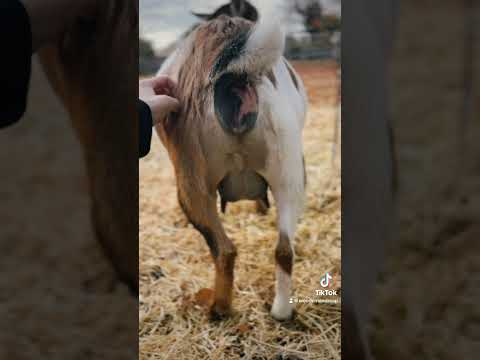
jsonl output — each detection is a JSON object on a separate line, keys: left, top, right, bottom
{"left": 209, "top": 302, "right": 232, "bottom": 321}
{"left": 270, "top": 300, "right": 294, "bottom": 321}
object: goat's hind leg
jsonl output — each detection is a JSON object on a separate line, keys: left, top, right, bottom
{"left": 255, "top": 192, "right": 270, "bottom": 215}
{"left": 178, "top": 190, "right": 237, "bottom": 319}
{"left": 268, "top": 164, "right": 305, "bottom": 320}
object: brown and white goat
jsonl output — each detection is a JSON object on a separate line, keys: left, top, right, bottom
{"left": 157, "top": 15, "right": 308, "bottom": 320}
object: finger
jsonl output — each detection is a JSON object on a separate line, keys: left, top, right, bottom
{"left": 139, "top": 77, "right": 155, "bottom": 87}
{"left": 151, "top": 75, "right": 177, "bottom": 95}
{"left": 155, "top": 95, "right": 180, "bottom": 112}
{"left": 149, "top": 95, "right": 180, "bottom": 125}
{"left": 139, "top": 75, "right": 175, "bottom": 90}
{"left": 154, "top": 85, "right": 172, "bottom": 97}
{"left": 139, "top": 81, "right": 155, "bottom": 98}
{"left": 154, "top": 83, "right": 175, "bottom": 97}
{"left": 153, "top": 75, "right": 177, "bottom": 89}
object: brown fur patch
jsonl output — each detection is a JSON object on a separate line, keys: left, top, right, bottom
{"left": 38, "top": 1, "right": 139, "bottom": 293}
{"left": 157, "top": 16, "right": 255, "bottom": 160}
{"left": 284, "top": 59, "right": 299, "bottom": 90}
{"left": 212, "top": 245, "right": 237, "bottom": 318}
{"left": 181, "top": 16, "right": 253, "bottom": 88}
{"left": 266, "top": 69, "right": 277, "bottom": 89}
{"left": 156, "top": 16, "right": 260, "bottom": 206}
{"left": 176, "top": 178, "right": 238, "bottom": 317}
{"left": 275, "top": 233, "right": 293, "bottom": 274}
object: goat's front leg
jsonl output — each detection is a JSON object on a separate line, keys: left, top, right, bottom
{"left": 178, "top": 189, "right": 237, "bottom": 319}
{"left": 267, "top": 157, "right": 305, "bottom": 320}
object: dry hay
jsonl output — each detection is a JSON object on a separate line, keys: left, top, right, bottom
{"left": 139, "top": 61, "right": 341, "bottom": 360}
{"left": 370, "top": 1, "right": 480, "bottom": 359}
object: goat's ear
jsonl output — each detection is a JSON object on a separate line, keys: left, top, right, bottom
{"left": 191, "top": 11, "right": 212, "bottom": 21}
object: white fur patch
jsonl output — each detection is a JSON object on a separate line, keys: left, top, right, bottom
{"left": 226, "top": 16, "right": 285, "bottom": 76}
{"left": 157, "top": 33, "right": 195, "bottom": 81}
{"left": 271, "top": 265, "right": 294, "bottom": 320}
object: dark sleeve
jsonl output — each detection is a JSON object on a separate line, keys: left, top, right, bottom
{"left": 138, "top": 100, "right": 153, "bottom": 158}
{"left": 0, "top": 0, "right": 32, "bottom": 128}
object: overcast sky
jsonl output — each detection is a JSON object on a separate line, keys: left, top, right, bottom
{"left": 140, "top": 0, "right": 340, "bottom": 51}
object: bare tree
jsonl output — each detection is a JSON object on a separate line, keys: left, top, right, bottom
{"left": 291, "top": 0, "right": 340, "bottom": 34}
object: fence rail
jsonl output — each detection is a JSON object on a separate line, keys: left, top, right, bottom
{"left": 285, "top": 31, "right": 341, "bottom": 62}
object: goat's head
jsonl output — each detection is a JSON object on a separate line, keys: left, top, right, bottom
{"left": 172, "top": 15, "right": 260, "bottom": 135}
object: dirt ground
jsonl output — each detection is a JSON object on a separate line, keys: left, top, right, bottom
{"left": 371, "top": 1, "right": 480, "bottom": 359}
{"left": 139, "top": 60, "right": 341, "bottom": 359}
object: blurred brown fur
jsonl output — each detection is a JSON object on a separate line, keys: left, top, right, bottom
{"left": 38, "top": 1, "right": 139, "bottom": 292}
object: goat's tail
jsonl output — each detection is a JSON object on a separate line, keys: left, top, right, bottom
{"left": 221, "top": 17, "right": 285, "bottom": 76}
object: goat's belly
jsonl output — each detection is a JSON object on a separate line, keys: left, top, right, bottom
{"left": 218, "top": 170, "right": 268, "bottom": 202}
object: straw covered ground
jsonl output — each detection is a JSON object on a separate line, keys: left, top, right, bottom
{"left": 140, "top": 61, "right": 341, "bottom": 360}
{"left": 371, "top": 1, "right": 480, "bottom": 359}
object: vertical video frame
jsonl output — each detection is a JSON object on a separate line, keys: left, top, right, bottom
{"left": 139, "top": 1, "right": 341, "bottom": 359}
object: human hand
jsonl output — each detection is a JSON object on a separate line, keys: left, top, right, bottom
{"left": 139, "top": 75, "right": 180, "bottom": 126}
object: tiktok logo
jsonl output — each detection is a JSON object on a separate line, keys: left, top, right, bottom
{"left": 320, "top": 272, "right": 333, "bottom": 288}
